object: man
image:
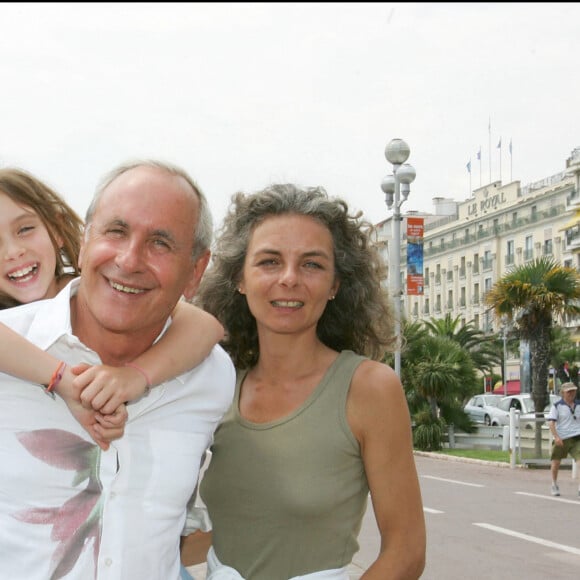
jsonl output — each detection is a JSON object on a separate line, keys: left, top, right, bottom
{"left": 546, "top": 382, "right": 580, "bottom": 497}
{"left": 0, "top": 161, "right": 235, "bottom": 579}
{"left": 557, "top": 360, "right": 571, "bottom": 385}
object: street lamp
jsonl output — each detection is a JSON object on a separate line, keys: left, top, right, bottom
{"left": 381, "top": 138, "right": 416, "bottom": 378}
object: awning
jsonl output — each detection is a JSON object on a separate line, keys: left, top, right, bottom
{"left": 559, "top": 210, "right": 580, "bottom": 231}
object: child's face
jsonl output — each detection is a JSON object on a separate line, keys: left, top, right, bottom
{"left": 0, "top": 192, "right": 61, "bottom": 303}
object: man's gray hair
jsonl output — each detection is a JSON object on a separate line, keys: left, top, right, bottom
{"left": 85, "top": 160, "right": 213, "bottom": 259}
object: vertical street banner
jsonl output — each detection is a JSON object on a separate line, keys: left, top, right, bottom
{"left": 406, "top": 217, "right": 424, "bottom": 295}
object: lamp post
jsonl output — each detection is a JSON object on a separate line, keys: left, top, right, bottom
{"left": 381, "top": 138, "right": 416, "bottom": 378}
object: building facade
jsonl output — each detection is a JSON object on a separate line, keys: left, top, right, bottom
{"left": 374, "top": 147, "right": 580, "bottom": 383}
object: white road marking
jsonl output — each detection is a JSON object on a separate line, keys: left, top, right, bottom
{"left": 474, "top": 523, "right": 580, "bottom": 556}
{"left": 515, "top": 491, "right": 580, "bottom": 505}
{"left": 423, "top": 507, "right": 444, "bottom": 514}
{"left": 421, "top": 475, "right": 484, "bottom": 487}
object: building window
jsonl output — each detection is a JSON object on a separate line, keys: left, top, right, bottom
{"left": 544, "top": 239, "right": 553, "bottom": 256}
{"left": 524, "top": 235, "right": 533, "bottom": 261}
{"left": 506, "top": 240, "right": 515, "bottom": 265}
{"left": 484, "top": 277, "right": 492, "bottom": 294}
{"left": 482, "top": 250, "right": 493, "bottom": 271}
{"left": 473, "top": 283, "right": 480, "bottom": 304}
{"left": 473, "top": 253, "right": 479, "bottom": 274}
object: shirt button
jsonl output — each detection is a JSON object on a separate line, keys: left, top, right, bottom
{"left": 105, "top": 558, "right": 113, "bottom": 567}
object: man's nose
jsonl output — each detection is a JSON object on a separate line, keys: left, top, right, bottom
{"left": 115, "top": 239, "right": 146, "bottom": 272}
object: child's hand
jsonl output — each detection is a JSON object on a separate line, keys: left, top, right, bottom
{"left": 71, "top": 363, "right": 149, "bottom": 414}
{"left": 92, "top": 404, "right": 129, "bottom": 449}
{"left": 63, "top": 392, "right": 128, "bottom": 451}
{"left": 48, "top": 364, "right": 129, "bottom": 450}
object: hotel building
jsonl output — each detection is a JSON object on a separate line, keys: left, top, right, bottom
{"left": 374, "top": 146, "right": 580, "bottom": 384}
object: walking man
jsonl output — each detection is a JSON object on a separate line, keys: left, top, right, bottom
{"left": 546, "top": 382, "right": 580, "bottom": 496}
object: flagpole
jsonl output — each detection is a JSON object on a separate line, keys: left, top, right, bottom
{"left": 498, "top": 137, "right": 502, "bottom": 183}
{"left": 488, "top": 118, "right": 492, "bottom": 184}
{"left": 467, "top": 159, "right": 472, "bottom": 196}
{"left": 509, "top": 138, "right": 513, "bottom": 181}
{"left": 478, "top": 146, "right": 482, "bottom": 187}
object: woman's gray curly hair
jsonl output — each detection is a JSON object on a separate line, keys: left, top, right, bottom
{"left": 195, "top": 183, "right": 396, "bottom": 369}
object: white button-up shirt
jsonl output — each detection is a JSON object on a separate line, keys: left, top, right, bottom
{"left": 0, "top": 280, "right": 235, "bottom": 579}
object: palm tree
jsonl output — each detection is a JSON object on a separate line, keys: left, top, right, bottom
{"left": 412, "top": 335, "right": 477, "bottom": 419}
{"left": 485, "top": 257, "right": 580, "bottom": 452}
{"left": 423, "top": 313, "right": 501, "bottom": 376}
{"left": 400, "top": 318, "right": 480, "bottom": 432}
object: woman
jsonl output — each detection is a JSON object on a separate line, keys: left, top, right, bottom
{"left": 191, "top": 184, "right": 426, "bottom": 579}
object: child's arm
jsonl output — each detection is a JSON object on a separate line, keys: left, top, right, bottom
{"left": 74, "top": 301, "right": 224, "bottom": 414}
{"left": 0, "top": 322, "right": 127, "bottom": 450}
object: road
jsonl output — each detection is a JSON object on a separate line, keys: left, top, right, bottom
{"left": 417, "top": 453, "right": 579, "bottom": 579}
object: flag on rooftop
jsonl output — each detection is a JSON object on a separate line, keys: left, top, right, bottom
{"left": 497, "top": 137, "right": 502, "bottom": 149}
{"left": 466, "top": 159, "right": 471, "bottom": 173}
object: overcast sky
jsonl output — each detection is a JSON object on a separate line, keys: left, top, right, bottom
{"left": 1, "top": 2, "right": 578, "bottom": 229}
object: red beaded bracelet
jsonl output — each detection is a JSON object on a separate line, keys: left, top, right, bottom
{"left": 124, "top": 362, "right": 152, "bottom": 396}
{"left": 42, "top": 361, "right": 67, "bottom": 399}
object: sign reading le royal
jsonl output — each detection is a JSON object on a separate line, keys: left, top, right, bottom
{"left": 467, "top": 190, "right": 507, "bottom": 217}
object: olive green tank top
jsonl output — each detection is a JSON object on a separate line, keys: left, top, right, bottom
{"left": 199, "top": 350, "right": 369, "bottom": 580}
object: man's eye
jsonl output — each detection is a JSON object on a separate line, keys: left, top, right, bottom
{"left": 152, "top": 239, "right": 171, "bottom": 250}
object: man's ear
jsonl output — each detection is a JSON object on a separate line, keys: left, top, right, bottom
{"left": 77, "top": 225, "right": 90, "bottom": 270}
{"left": 182, "top": 250, "right": 211, "bottom": 301}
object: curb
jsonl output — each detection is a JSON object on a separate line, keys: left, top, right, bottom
{"left": 413, "top": 450, "right": 523, "bottom": 469}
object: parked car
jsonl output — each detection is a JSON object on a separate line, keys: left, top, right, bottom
{"left": 464, "top": 394, "right": 503, "bottom": 425}
{"left": 488, "top": 393, "right": 559, "bottom": 427}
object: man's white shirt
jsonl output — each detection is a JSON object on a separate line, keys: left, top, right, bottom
{"left": 0, "top": 279, "right": 235, "bottom": 579}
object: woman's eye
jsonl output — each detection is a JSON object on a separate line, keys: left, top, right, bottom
{"left": 18, "top": 225, "right": 35, "bottom": 235}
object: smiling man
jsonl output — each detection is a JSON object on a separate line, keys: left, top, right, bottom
{"left": 0, "top": 160, "right": 235, "bottom": 579}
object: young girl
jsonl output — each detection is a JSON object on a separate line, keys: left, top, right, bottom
{"left": 0, "top": 167, "right": 224, "bottom": 449}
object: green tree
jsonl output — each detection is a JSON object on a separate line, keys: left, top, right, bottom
{"left": 400, "top": 319, "right": 480, "bottom": 437}
{"left": 412, "top": 335, "right": 477, "bottom": 419}
{"left": 485, "top": 257, "right": 580, "bottom": 452}
{"left": 423, "top": 313, "right": 501, "bottom": 376}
